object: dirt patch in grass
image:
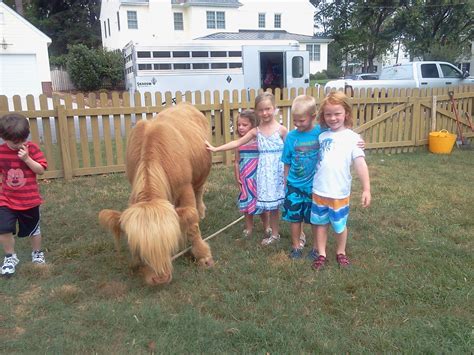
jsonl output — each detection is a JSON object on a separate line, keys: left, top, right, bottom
{"left": 50, "top": 284, "right": 82, "bottom": 304}
{"left": 97, "top": 281, "right": 129, "bottom": 299}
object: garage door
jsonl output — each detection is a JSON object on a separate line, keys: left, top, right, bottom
{"left": 0, "top": 54, "right": 41, "bottom": 98}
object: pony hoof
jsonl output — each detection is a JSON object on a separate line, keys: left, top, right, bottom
{"left": 197, "top": 257, "right": 214, "bottom": 268}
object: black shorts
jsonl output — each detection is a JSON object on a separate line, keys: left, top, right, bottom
{"left": 0, "top": 206, "right": 41, "bottom": 238}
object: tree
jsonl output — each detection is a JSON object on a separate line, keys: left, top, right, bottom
{"left": 395, "top": 1, "right": 474, "bottom": 62}
{"left": 4, "top": 0, "right": 101, "bottom": 57}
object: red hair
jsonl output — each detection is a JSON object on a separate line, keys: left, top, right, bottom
{"left": 318, "top": 91, "right": 353, "bottom": 128}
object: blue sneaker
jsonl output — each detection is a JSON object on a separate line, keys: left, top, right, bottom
{"left": 306, "top": 249, "right": 319, "bottom": 261}
{"left": 288, "top": 248, "right": 303, "bottom": 259}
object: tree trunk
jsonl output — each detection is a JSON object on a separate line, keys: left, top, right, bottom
{"left": 15, "top": 0, "right": 24, "bottom": 16}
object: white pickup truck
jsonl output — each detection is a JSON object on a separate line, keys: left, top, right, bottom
{"left": 325, "top": 61, "right": 474, "bottom": 91}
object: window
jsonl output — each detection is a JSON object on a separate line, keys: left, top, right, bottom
{"left": 137, "top": 51, "right": 151, "bottom": 58}
{"left": 153, "top": 51, "right": 171, "bottom": 58}
{"left": 103, "top": 21, "right": 107, "bottom": 38}
{"left": 211, "top": 51, "right": 227, "bottom": 57}
{"left": 292, "top": 56, "right": 304, "bottom": 78}
{"left": 173, "top": 51, "right": 190, "bottom": 58}
{"left": 440, "top": 64, "right": 462, "bottom": 78}
{"left": 258, "top": 13, "right": 265, "bottom": 28}
{"left": 127, "top": 11, "right": 138, "bottom": 29}
{"left": 174, "top": 12, "right": 183, "bottom": 31}
{"left": 117, "top": 12, "right": 121, "bottom": 31}
{"left": 306, "top": 44, "right": 320, "bottom": 61}
{"left": 274, "top": 14, "right": 281, "bottom": 28}
{"left": 174, "top": 63, "right": 191, "bottom": 70}
{"left": 138, "top": 64, "right": 152, "bottom": 70}
{"left": 154, "top": 64, "right": 172, "bottom": 70}
{"left": 211, "top": 63, "right": 227, "bottom": 69}
{"left": 421, "top": 64, "right": 439, "bottom": 78}
{"left": 229, "top": 63, "right": 242, "bottom": 69}
{"left": 229, "top": 51, "right": 242, "bottom": 57}
{"left": 107, "top": 18, "right": 111, "bottom": 36}
{"left": 207, "top": 11, "right": 225, "bottom": 29}
{"left": 192, "top": 51, "right": 208, "bottom": 57}
{"left": 193, "top": 63, "right": 210, "bottom": 69}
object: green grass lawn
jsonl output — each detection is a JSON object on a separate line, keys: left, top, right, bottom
{"left": 1, "top": 150, "right": 473, "bottom": 352}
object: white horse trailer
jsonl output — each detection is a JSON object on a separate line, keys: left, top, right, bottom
{"left": 123, "top": 41, "right": 309, "bottom": 98}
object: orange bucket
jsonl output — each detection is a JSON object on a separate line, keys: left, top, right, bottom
{"left": 428, "top": 129, "right": 456, "bottom": 154}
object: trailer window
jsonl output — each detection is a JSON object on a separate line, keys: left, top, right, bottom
{"left": 173, "top": 51, "right": 190, "bottom": 58}
{"left": 192, "top": 51, "right": 208, "bottom": 57}
{"left": 174, "top": 63, "right": 191, "bottom": 70}
{"left": 292, "top": 56, "right": 304, "bottom": 78}
{"left": 211, "top": 63, "right": 227, "bottom": 69}
{"left": 229, "top": 63, "right": 242, "bottom": 69}
{"left": 137, "top": 51, "right": 151, "bottom": 58}
{"left": 228, "top": 51, "right": 242, "bottom": 57}
{"left": 138, "top": 64, "right": 152, "bottom": 70}
{"left": 154, "top": 64, "right": 172, "bottom": 70}
{"left": 193, "top": 63, "right": 210, "bottom": 69}
{"left": 211, "top": 51, "right": 227, "bottom": 57}
{"left": 153, "top": 51, "right": 171, "bottom": 58}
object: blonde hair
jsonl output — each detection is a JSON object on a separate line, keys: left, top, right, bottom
{"left": 318, "top": 91, "right": 353, "bottom": 128}
{"left": 291, "top": 95, "right": 317, "bottom": 118}
{"left": 255, "top": 92, "right": 275, "bottom": 109}
{"left": 237, "top": 109, "right": 258, "bottom": 137}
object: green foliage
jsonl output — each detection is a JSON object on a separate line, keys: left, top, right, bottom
{"left": 66, "top": 44, "right": 124, "bottom": 92}
{"left": 310, "top": 71, "right": 329, "bottom": 80}
{"left": 1, "top": 151, "right": 473, "bottom": 352}
{"left": 49, "top": 54, "right": 68, "bottom": 69}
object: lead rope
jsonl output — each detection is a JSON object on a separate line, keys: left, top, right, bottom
{"left": 172, "top": 215, "right": 245, "bottom": 260}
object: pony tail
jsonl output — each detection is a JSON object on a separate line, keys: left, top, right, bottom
{"left": 120, "top": 200, "right": 181, "bottom": 279}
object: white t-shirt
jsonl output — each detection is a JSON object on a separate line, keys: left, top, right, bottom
{"left": 312, "top": 129, "right": 365, "bottom": 199}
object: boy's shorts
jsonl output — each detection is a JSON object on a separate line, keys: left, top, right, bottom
{"left": 282, "top": 184, "right": 312, "bottom": 224}
{"left": 310, "top": 194, "right": 349, "bottom": 234}
{"left": 0, "top": 206, "right": 41, "bottom": 238}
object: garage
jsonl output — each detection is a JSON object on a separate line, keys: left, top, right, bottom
{"left": 0, "top": 54, "right": 41, "bottom": 97}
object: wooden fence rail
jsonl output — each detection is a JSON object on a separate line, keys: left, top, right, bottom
{"left": 0, "top": 85, "right": 473, "bottom": 180}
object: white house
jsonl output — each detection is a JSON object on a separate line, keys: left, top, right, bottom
{"left": 99, "top": 0, "right": 332, "bottom": 74}
{"left": 0, "top": 1, "right": 52, "bottom": 98}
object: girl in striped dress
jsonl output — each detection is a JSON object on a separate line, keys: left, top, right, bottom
{"left": 234, "top": 110, "right": 270, "bottom": 238}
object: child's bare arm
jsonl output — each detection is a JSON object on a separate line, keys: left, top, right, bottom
{"left": 283, "top": 164, "right": 290, "bottom": 186}
{"left": 18, "top": 145, "right": 45, "bottom": 175}
{"left": 234, "top": 149, "right": 241, "bottom": 187}
{"left": 206, "top": 128, "right": 256, "bottom": 152}
{"left": 353, "top": 156, "right": 371, "bottom": 208}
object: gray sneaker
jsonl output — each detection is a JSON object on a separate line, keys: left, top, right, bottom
{"left": 2, "top": 254, "right": 20, "bottom": 276}
{"left": 32, "top": 250, "right": 46, "bottom": 264}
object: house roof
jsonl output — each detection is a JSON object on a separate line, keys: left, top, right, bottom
{"left": 0, "top": 2, "right": 51, "bottom": 44}
{"left": 196, "top": 30, "right": 332, "bottom": 43}
{"left": 171, "top": 0, "right": 242, "bottom": 8}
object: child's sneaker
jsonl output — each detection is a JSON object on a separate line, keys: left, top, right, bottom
{"left": 306, "top": 249, "right": 319, "bottom": 262}
{"left": 311, "top": 255, "right": 327, "bottom": 270}
{"left": 261, "top": 234, "right": 280, "bottom": 246}
{"left": 288, "top": 248, "right": 303, "bottom": 259}
{"left": 242, "top": 229, "right": 251, "bottom": 238}
{"left": 299, "top": 232, "right": 306, "bottom": 248}
{"left": 264, "top": 228, "right": 272, "bottom": 238}
{"left": 32, "top": 250, "right": 46, "bottom": 264}
{"left": 2, "top": 254, "right": 19, "bottom": 276}
{"left": 336, "top": 253, "right": 350, "bottom": 268}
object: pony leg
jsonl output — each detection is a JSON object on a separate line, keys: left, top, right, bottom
{"left": 195, "top": 185, "right": 206, "bottom": 219}
{"left": 98, "top": 209, "right": 122, "bottom": 253}
{"left": 176, "top": 186, "right": 213, "bottom": 267}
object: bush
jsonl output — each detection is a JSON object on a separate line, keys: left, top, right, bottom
{"left": 310, "top": 71, "right": 328, "bottom": 81}
{"left": 66, "top": 45, "right": 124, "bottom": 92}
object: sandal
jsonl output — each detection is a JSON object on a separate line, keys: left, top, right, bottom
{"left": 336, "top": 254, "right": 351, "bottom": 268}
{"left": 311, "top": 255, "right": 327, "bottom": 270}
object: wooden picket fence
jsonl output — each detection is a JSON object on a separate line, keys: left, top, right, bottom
{"left": 0, "top": 85, "right": 473, "bottom": 180}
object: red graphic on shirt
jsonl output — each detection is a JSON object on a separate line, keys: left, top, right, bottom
{"left": 6, "top": 168, "right": 27, "bottom": 189}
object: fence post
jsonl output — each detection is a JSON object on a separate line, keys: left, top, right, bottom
{"left": 222, "top": 91, "right": 232, "bottom": 166}
{"left": 57, "top": 105, "right": 73, "bottom": 180}
{"left": 411, "top": 89, "right": 421, "bottom": 148}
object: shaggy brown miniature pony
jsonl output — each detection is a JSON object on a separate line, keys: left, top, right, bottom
{"left": 98, "top": 103, "right": 214, "bottom": 285}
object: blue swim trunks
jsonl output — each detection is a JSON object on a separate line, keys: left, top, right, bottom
{"left": 282, "top": 184, "right": 312, "bottom": 224}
